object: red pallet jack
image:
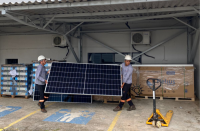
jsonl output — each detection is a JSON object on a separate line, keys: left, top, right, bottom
{"left": 146, "top": 78, "right": 173, "bottom": 128}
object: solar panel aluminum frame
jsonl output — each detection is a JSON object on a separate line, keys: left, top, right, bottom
{"left": 44, "top": 62, "right": 122, "bottom": 96}
{"left": 33, "top": 91, "right": 92, "bottom": 104}
{"left": 33, "top": 83, "right": 93, "bottom": 103}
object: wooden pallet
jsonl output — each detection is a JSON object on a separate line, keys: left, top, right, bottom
{"left": 132, "top": 95, "right": 195, "bottom": 101}
{"left": 0, "top": 94, "right": 15, "bottom": 98}
{"left": 133, "top": 95, "right": 163, "bottom": 100}
{"left": 167, "top": 97, "right": 195, "bottom": 102}
{"left": 103, "top": 99, "right": 120, "bottom": 104}
{"left": 0, "top": 94, "right": 29, "bottom": 99}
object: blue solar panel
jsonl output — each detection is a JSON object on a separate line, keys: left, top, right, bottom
{"left": 45, "top": 62, "right": 122, "bottom": 96}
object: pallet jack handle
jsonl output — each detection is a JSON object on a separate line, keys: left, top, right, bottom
{"left": 146, "top": 78, "right": 162, "bottom": 125}
{"left": 146, "top": 78, "right": 162, "bottom": 91}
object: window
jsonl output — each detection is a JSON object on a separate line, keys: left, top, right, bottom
{"left": 88, "top": 53, "right": 142, "bottom": 64}
{"left": 6, "top": 59, "right": 18, "bottom": 64}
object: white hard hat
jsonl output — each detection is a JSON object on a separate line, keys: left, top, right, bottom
{"left": 38, "top": 55, "right": 46, "bottom": 61}
{"left": 125, "top": 55, "right": 132, "bottom": 60}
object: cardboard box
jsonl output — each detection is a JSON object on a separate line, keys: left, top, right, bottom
{"left": 184, "top": 67, "right": 194, "bottom": 98}
{"left": 162, "top": 67, "right": 194, "bottom": 98}
{"left": 131, "top": 66, "right": 194, "bottom": 98}
{"left": 139, "top": 67, "right": 163, "bottom": 96}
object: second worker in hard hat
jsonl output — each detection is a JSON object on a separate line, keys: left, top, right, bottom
{"left": 113, "top": 55, "right": 136, "bottom": 111}
{"left": 35, "top": 55, "right": 50, "bottom": 113}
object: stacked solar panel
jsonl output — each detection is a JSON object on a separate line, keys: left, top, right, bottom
{"left": 1, "top": 64, "right": 32, "bottom": 96}
{"left": 32, "top": 61, "right": 92, "bottom": 103}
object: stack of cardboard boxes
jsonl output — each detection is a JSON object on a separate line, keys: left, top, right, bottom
{"left": 131, "top": 66, "right": 194, "bottom": 98}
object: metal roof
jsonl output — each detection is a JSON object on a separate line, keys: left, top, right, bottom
{"left": 0, "top": 0, "right": 185, "bottom": 7}
{"left": 5, "top": 1, "right": 199, "bottom": 15}
{"left": 0, "top": 0, "right": 199, "bottom": 26}
{"left": 0, "top": 0, "right": 199, "bottom": 11}
{"left": 0, "top": 0, "right": 98, "bottom": 6}
{"left": 1, "top": 0, "right": 199, "bottom": 17}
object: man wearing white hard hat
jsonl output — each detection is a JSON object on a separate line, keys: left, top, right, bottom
{"left": 113, "top": 55, "right": 136, "bottom": 111}
{"left": 35, "top": 55, "right": 50, "bottom": 113}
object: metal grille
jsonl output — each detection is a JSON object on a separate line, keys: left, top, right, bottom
{"left": 132, "top": 33, "right": 143, "bottom": 44}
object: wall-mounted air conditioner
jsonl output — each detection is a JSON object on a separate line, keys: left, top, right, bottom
{"left": 52, "top": 36, "right": 67, "bottom": 47}
{"left": 131, "top": 31, "right": 150, "bottom": 44}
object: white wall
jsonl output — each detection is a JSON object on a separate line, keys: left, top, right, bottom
{"left": 0, "top": 29, "right": 187, "bottom": 65}
{"left": 0, "top": 35, "right": 78, "bottom": 64}
{"left": 0, "top": 18, "right": 187, "bottom": 65}
{"left": 82, "top": 29, "right": 187, "bottom": 63}
{"left": 0, "top": 18, "right": 188, "bottom": 64}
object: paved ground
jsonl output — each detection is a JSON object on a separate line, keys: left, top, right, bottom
{"left": 0, "top": 97, "right": 199, "bottom": 131}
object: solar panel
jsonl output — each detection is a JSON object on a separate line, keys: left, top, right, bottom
{"left": 33, "top": 85, "right": 92, "bottom": 103}
{"left": 32, "top": 62, "right": 92, "bottom": 103}
{"left": 45, "top": 62, "right": 122, "bottom": 96}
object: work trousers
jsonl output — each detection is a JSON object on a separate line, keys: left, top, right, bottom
{"left": 36, "top": 84, "right": 49, "bottom": 109}
{"left": 118, "top": 83, "right": 133, "bottom": 108}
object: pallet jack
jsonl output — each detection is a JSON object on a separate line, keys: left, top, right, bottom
{"left": 146, "top": 78, "right": 173, "bottom": 128}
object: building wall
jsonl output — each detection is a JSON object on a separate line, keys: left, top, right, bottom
{"left": 0, "top": 35, "right": 78, "bottom": 64}
{"left": 82, "top": 29, "right": 187, "bottom": 64}
{"left": 194, "top": 43, "right": 200, "bottom": 99}
{"left": 0, "top": 29, "right": 187, "bottom": 65}
{"left": 191, "top": 16, "right": 200, "bottom": 99}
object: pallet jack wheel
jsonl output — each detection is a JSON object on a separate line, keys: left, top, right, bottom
{"left": 152, "top": 121, "right": 156, "bottom": 127}
{"left": 156, "top": 121, "right": 161, "bottom": 128}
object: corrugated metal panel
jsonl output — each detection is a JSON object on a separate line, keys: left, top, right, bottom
{"left": 0, "top": 0, "right": 198, "bottom": 24}
{"left": 0, "top": 0, "right": 91, "bottom": 6}
{"left": 63, "top": 11, "right": 191, "bottom": 19}
{"left": 0, "top": 0, "right": 184, "bottom": 7}
{"left": 0, "top": 0, "right": 198, "bottom": 7}
{"left": 4, "top": 0, "right": 199, "bottom": 17}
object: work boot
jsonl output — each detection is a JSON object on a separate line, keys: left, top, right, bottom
{"left": 113, "top": 106, "right": 122, "bottom": 111}
{"left": 127, "top": 105, "right": 136, "bottom": 111}
{"left": 41, "top": 109, "right": 47, "bottom": 113}
{"left": 38, "top": 102, "right": 45, "bottom": 108}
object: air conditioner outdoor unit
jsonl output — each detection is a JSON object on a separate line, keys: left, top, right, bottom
{"left": 52, "top": 36, "right": 67, "bottom": 47}
{"left": 131, "top": 31, "right": 150, "bottom": 44}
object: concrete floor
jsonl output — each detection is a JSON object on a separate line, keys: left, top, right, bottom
{"left": 0, "top": 97, "right": 199, "bottom": 131}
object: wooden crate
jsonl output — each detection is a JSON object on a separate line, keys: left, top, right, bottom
{"left": 103, "top": 96, "right": 121, "bottom": 104}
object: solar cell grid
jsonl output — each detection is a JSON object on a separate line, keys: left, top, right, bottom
{"left": 45, "top": 62, "right": 122, "bottom": 96}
